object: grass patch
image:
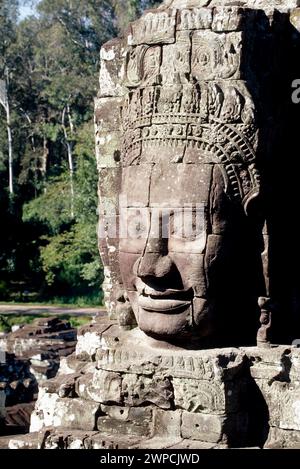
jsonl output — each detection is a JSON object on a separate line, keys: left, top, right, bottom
{"left": 0, "top": 314, "right": 92, "bottom": 333}
{"left": 0, "top": 291, "right": 103, "bottom": 308}
{"left": 0, "top": 315, "right": 37, "bottom": 333}
{"left": 42, "top": 295, "right": 103, "bottom": 307}
{"left": 59, "top": 315, "right": 92, "bottom": 329}
{"left": 0, "top": 301, "right": 101, "bottom": 308}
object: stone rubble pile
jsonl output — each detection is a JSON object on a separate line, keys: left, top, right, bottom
{"left": 0, "top": 317, "right": 77, "bottom": 382}
{"left": 0, "top": 317, "right": 77, "bottom": 435}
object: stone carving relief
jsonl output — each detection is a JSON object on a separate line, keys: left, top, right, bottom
{"left": 125, "top": 45, "right": 161, "bottom": 88}
{"left": 129, "top": 9, "right": 177, "bottom": 46}
{"left": 191, "top": 31, "right": 242, "bottom": 80}
{"left": 160, "top": 31, "right": 191, "bottom": 84}
{"left": 173, "top": 378, "right": 226, "bottom": 413}
{"left": 178, "top": 8, "right": 213, "bottom": 30}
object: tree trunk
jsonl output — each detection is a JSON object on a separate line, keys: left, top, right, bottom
{"left": 0, "top": 76, "right": 13, "bottom": 195}
{"left": 41, "top": 135, "right": 48, "bottom": 176}
{"left": 6, "top": 101, "right": 13, "bottom": 195}
{"left": 62, "top": 105, "right": 74, "bottom": 218}
{"left": 21, "top": 109, "right": 39, "bottom": 195}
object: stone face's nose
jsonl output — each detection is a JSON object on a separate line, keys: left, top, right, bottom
{"left": 134, "top": 238, "right": 173, "bottom": 279}
{"left": 135, "top": 252, "right": 173, "bottom": 279}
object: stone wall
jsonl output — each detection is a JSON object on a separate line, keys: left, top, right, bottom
{"left": 10, "top": 321, "right": 297, "bottom": 449}
{"left": 244, "top": 347, "right": 300, "bottom": 448}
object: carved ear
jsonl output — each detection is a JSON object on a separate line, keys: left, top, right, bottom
{"left": 217, "top": 163, "right": 261, "bottom": 216}
{"left": 243, "top": 187, "right": 261, "bottom": 216}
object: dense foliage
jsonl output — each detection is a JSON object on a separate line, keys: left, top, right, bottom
{"left": 0, "top": 0, "right": 158, "bottom": 305}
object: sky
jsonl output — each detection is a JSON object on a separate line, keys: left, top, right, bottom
{"left": 19, "top": 6, "right": 35, "bottom": 20}
{"left": 19, "top": 2, "right": 37, "bottom": 21}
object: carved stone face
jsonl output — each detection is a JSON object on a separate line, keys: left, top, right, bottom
{"left": 118, "top": 54, "right": 259, "bottom": 342}
{"left": 96, "top": 2, "right": 263, "bottom": 344}
{"left": 119, "top": 161, "right": 215, "bottom": 340}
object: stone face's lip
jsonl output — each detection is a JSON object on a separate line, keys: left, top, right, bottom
{"left": 138, "top": 292, "right": 192, "bottom": 313}
{"left": 141, "top": 286, "right": 193, "bottom": 299}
